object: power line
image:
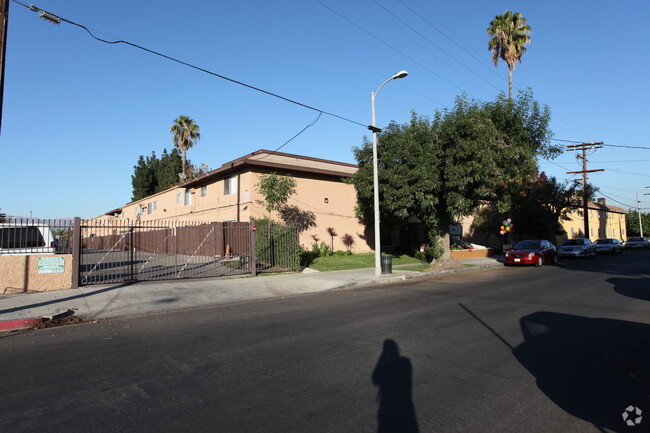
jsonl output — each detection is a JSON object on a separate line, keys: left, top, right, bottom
{"left": 313, "top": 0, "right": 469, "bottom": 94}
{"left": 397, "top": 0, "right": 505, "bottom": 83}
{"left": 369, "top": 0, "right": 502, "bottom": 92}
{"left": 13, "top": 0, "right": 371, "bottom": 130}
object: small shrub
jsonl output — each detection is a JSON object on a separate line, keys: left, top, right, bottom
{"left": 319, "top": 242, "right": 332, "bottom": 257}
{"left": 414, "top": 250, "right": 431, "bottom": 262}
{"left": 333, "top": 250, "right": 352, "bottom": 256}
{"left": 341, "top": 233, "right": 355, "bottom": 251}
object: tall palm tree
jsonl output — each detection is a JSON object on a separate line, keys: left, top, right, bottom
{"left": 170, "top": 115, "right": 200, "bottom": 176}
{"left": 487, "top": 11, "right": 532, "bottom": 100}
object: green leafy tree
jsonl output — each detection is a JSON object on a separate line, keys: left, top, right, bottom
{"left": 488, "top": 10, "right": 532, "bottom": 100}
{"left": 255, "top": 173, "right": 297, "bottom": 218}
{"left": 156, "top": 148, "right": 184, "bottom": 192}
{"left": 626, "top": 209, "right": 650, "bottom": 237}
{"left": 351, "top": 90, "right": 557, "bottom": 262}
{"left": 510, "top": 172, "right": 593, "bottom": 242}
{"left": 131, "top": 152, "right": 157, "bottom": 201}
{"left": 170, "top": 115, "right": 201, "bottom": 176}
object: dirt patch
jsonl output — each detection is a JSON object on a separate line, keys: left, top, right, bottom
{"left": 33, "top": 315, "right": 87, "bottom": 329}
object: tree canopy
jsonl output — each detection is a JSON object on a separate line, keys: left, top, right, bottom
{"left": 170, "top": 115, "right": 201, "bottom": 175}
{"left": 351, "top": 90, "right": 559, "bottom": 257}
{"left": 255, "top": 172, "right": 297, "bottom": 216}
{"left": 488, "top": 10, "right": 532, "bottom": 100}
{"left": 131, "top": 148, "right": 184, "bottom": 201}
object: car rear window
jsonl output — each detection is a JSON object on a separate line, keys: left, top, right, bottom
{"left": 629, "top": 237, "right": 643, "bottom": 241}
{"left": 563, "top": 239, "right": 583, "bottom": 246}
{"left": 0, "top": 227, "right": 46, "bottom": 248}
{"left": 596, "top": 239, "right": 612, "bottom": 244}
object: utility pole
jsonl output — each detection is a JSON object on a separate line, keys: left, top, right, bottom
{"left": 637, "top": 192, "right": 644, "bottom": 237}
{"left": 0, "top": 0, "right": 8, "bottom": 135}
{"left": 566, "top": 142, "right": 603, "bottom": 239}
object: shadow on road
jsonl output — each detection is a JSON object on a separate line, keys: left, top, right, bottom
{"left": 513, "top": 312, "right": 650, "bottom": 432}
{"left": 371, "top": 339, "right": 419, "bottom": 433}
{"left": 610, "top": 277, "right": 650, "bottom": 302}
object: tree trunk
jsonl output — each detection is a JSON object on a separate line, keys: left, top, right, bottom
{"left": 508, "top": 67, "right": 513, "bottom": 101}
{"left": 430, "top": 230, "right": 462, "bottom": 270}
{"left": 182, "top": 150, "right": 187, "bottom": 176}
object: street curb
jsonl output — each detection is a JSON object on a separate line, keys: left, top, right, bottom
{"left": 0, "top": 317, "right": 44, "bottom": 332}
{"left": 335, "top": 261, "right": 503, "bottom": 290}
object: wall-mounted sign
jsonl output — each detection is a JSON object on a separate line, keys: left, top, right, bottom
{"left": 38, "top": 256, "right": 65, "bottom": 274}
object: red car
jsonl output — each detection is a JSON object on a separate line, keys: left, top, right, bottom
{"left": 504, "top": 240, "right": 558, "bottom": 267}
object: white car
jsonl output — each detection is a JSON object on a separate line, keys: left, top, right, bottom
{"left": 0, "top": 223, "right": 57, "bottom": 255}
{"left": 557, "top": 238, "right": 596, "bottom": 258}
{"left": 624, "top": 237, "right": 649, "bottom": 250}
{"left": 594, "top": 238, "right": 623, "bottom": 254}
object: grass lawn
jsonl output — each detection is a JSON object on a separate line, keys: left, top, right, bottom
{"left": 308, "top": 253, "right": 423, "bottom": 272}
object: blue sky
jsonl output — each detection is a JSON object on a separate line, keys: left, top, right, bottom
{"left": 2, "top": 0, "right": 649, "bottom": 219}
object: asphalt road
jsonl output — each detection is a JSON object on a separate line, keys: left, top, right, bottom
{"left": 2, "top": 250, "right": 650, "bottom": 433}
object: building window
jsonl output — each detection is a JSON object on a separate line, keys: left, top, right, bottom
{"left": 153, "top": 201, "right": 158, "bottom": 210}
{"left": 136, "top": 207, "right": 143, "bottom": 218}
{"left": 224, "top": 175, "right": 237, "bottom": 195}
{"left": 201, "top": 186, "right": 208, "bottom": 197}
{"left": 177, "top": 192, "right": 182, "bottom": 204}
{"left": 147, "top": 203, "right": 152, "bottom": 215}
{"left": 570, "top": 227, "right": 574, "bottom": 237}
{"left": 590, "top": 228, "right": 594, "bottom": 237}
{"left": 184, "top": 189, "right": 192, "bottom": 206}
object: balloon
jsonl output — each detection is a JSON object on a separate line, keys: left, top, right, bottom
{"left": 507, "top": 218, "right": 512, "bottom": 223}
{"left": 505, "top": 227, "right": 510, "bottom": 232}
{"left": 500, "top": 226, "right": 505, "bottom": 231}
{"left": 500, "top": 230, "right": 505, "bottom": 235}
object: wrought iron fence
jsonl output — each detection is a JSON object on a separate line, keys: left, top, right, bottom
{"left": 0, "top": 218, "right": 75, "bottom": 255}
{"left": 253, "top": 220, "right": 301, "bottom": 274}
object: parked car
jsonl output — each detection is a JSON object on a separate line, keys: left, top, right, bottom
{"left": 504, "top": 239, "right": 557, "bottom": 267}
{"left": 594, "top": 238, "right": 623, "bottom": 254}
{"left": 624, "top": 237, "right": 650, "bottom": 250}
{"left": 557, "top": 238, "right": 596, "bottom": 258}
{"left": 0, "top": 223, "right": 57, "bottom": 255}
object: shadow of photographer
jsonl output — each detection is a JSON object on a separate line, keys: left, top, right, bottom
{"left": 371, "top": 339, "right": 419, "bottom": 433}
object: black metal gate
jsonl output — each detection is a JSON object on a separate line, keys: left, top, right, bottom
{"left": 79, "top": 220, "right": 254, "bottom": 285}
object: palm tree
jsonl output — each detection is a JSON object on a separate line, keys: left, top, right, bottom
{"left": 487, "top": 11, "right": 532, "bottom": 100}
{"left": 170, "top": 115, "right": 200, "bottom": 176}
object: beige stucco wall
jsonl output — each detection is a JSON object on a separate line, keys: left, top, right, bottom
{"left": 561, "top": 209, "right": 627, "bottom": 241}
{"left": 95, "top": 169, "right": 372, "bottom": 253}
{"left": 246, "top": 175, "right": 370, "bottom": 252}
{"left": 0, "top": 254, "right": 73, "bottom": 294}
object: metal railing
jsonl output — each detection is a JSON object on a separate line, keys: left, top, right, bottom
{"left": 253, "top": 220, "right": 301, "bottom": 274}
{"left": 0, "top": 218, "right": 75, "bottom": 255}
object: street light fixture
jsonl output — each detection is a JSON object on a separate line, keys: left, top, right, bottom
{"left": 370, "top": 70, "right": 408, "bottom": 277}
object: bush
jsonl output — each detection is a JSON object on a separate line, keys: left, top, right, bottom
{"left": 414, "top": 250, "right": 431, "bottom": 262}
{"left": 254, "top": 219, "right": 300, "bottom": 271}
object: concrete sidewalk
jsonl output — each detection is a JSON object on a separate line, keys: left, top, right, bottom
{"left": 0, "top": 256, "right": 503, "bottom": 330}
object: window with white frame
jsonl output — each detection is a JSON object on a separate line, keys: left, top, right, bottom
{"left": 184, "top": 189, "right": 192, "bottom": 206}
{"left": 147, "top": 203, "right": 152, "bottom": 215}
{"left": 136, "top": 207, "right": 143, "bottom": 218}
{"left": 177, "top": 192, "right": 182, "bottom": 204}
{"left": 153, "top": 201, "right": 158, "bottom": 210}
{"left": 201, "top": 186, "right": 208, "bottom": 197}
{"left": 224, "top": 175, "right": 237, "bottom": 195}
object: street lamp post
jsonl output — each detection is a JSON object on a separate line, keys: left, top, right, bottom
{"left": 370, "top": 71, "right": 408, "bottom": 277}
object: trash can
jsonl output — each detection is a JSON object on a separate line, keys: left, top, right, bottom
{"left": 381, "top": 255, "right": 393, "bottom": 274}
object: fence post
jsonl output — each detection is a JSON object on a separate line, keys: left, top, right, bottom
{"left": 250, "top": 220, "right": 257, "bottom": 277}
{"left": 129, "top": 226, "right": 135, "bottom": 281}
{"left": 71, "top": 217, "right": 81, "bottom": 289}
